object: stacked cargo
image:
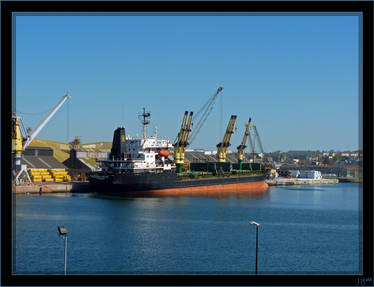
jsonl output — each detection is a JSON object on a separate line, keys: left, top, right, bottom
{"left": 40, "top": 169, "right": 54, "bottom": 182}
{"left": 28, "top": 169, "right": 54, "bottom": 182}
{"left": 48, "top": 169, "right": 71, "bottom": 182}
{"left": 28, "top": 169, "right": 42, "bottom": 182}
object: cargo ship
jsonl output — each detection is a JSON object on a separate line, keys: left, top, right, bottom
{"left": 88, "top": 110, "right": 268, "bottom": 197}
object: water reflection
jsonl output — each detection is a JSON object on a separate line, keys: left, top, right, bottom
{"left": 93, "top": 189, "right": 269, "bottom": 200}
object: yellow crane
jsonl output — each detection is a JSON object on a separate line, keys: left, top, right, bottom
{"left": 173, "top": 87, "right": 222, "bottom": 173}
{"left": 216, "top": 115, "right": 237, "bottom": 163}
{"left": 174, "top": 111, "right": 193, "bottom": 173}
{"left": 236, "top": 117, "right": 251, "bottom": 170}
{"left": 12, "top": 93, "right": 71, "bottom": 185}
{"left": 12, "top": 116, "right": 25, "bottom": 171}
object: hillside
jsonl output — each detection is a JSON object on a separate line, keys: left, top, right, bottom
{"left": 29, "top": 138, "right": 112, "bottom": 163}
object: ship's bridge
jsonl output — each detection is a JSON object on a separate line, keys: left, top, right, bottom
{"left": 124, "top": 136, "right": 172, "bottom": 161}
{"left": 142, "top": 137, "right": 171, "bottom": 149}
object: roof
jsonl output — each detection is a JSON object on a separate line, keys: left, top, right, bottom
{"left": 21, "top": 155, "right": 68, "bottom": 169}
{"left": 25, "top": 146, "right": 53, "bottom": 151}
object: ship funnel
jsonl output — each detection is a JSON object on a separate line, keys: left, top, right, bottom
{"left": 110, "top": 127, "right": 127, "bottom": 160}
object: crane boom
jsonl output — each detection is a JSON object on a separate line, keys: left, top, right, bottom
{"left": 174, "top": 111, "right": 188, "bottom": 149}
{"left": 181, "top": 111, "right": 193, "bottom": 147}
{"left": 23, "top": 93, "right": 71, "bottom": 150}
{"left": 216, "top": 115, "right": 237, "bottom": 163}
{"left": 248, "top": 128, "right": 256, "bottom": 163}
{"left": 253, "top": 124, "right": 264, "bottom": 154}
{"left": 236, "top": 117, "right": 251, "bottom": 168}
{"left": 174, "top": 111, "right": 193, "bottom": 173}
{"left": 189, "top": 87, "right": 223, "bottom": 144}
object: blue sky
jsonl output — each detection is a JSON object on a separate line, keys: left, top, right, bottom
{"left": 15, "top": 14, "right": 360, "bottom": 152}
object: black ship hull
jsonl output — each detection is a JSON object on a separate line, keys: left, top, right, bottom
{"left": 88, "top": 172, "right": 268, "bottom": 196}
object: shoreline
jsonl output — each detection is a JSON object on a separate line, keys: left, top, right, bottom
{"left": 13, "top": 177, "right": 356, "bottom": 194}
{"left": 266, "top": 178, "right": 339, "bottom": 186}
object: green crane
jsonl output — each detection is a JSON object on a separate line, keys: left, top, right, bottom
{"left": 174, "top": 111, "right": 193, "bottom": 173}
{"left": 216, "top": 115, "right": 237, "bottom": 163}
{"left": 236, "top": 117, "right": 251, "bottom": 170}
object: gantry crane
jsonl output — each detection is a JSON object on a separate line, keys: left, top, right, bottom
{"left": 216, "top": 115, "right": 237, "bottom": 163}
{"left": 236, "top": 117, "right": 251, "bottom": 170}
{"left": 174, "top": 111, "right": 193, "bottom": 173}
{"left": 12, "top": 93, "right": 71, "bottom": 185}
{"left": 189, "top": 86, "right": 223, "bottom": 145}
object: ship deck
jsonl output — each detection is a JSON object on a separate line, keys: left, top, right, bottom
{"left": 178, "top": 173, "right": 263, "bottom": 181}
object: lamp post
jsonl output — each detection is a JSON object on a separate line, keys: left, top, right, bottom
{"left": 250, "top": 221, "right": 260, "bottom": 274}
{"left": 57, "top": 226, "right": 68, "bottom": 275}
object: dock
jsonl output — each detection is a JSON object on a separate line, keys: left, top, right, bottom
{"left": 12, "top": 182, "right": 92, "bottom": 194}
{"left": 266, "top": 178, "right": 339, "bottom": 186}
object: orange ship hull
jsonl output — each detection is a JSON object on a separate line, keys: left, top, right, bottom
{"left": 107, "top": 180, "right": 269, "bottom": 197}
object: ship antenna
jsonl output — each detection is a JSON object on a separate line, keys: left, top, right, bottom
{"left": 138, "top": 107, "right": 151, "bottom": 139}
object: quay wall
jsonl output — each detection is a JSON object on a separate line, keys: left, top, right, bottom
{"left": 13, "top": 182, "right": 91, "bottom": 194}
{"left": 266, "top": 178, "right": 339, "bottom": 186}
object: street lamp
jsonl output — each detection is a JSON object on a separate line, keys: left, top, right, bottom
{"left": 250, "top": 221, "right": 260, "bottom": 274}
{"left": 57, "top": 226, "right": 68, "bottom": 275}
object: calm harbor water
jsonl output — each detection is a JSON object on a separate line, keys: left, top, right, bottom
{"left": 13, "top": 183, "right": 361, "bottom": 274}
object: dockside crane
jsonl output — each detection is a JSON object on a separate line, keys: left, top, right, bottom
{"left": 12, "top": 93, "right": 71, "bottom": 185}
{"left": 174, "top": 111, "right": 193, "bottom": 173}
{"left": 173, "top": 86, "right": 222, "bottom": 173}
{"left": 189, "top": 86, "right": 223, "bottom": 145}
{"left": 253, "top": 124, "right": 264, "bottom": 157}
{"left": 249, "top": 123, "right": 264, "bottom": 164}
{"left": 247, "top": 127, "right": 256, "bottom": 163}
{"left": 216, "top": 115, "right": 237, "bottom": 163}
{"left": 236, "top": 117, "right": 251, "bottom": 170}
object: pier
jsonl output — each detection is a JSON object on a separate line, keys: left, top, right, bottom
{"left": 266, "top": 178, "right": 339, "bottom": 186}
{"left": 12, "top": 182, "right": 91, "bottom": 194}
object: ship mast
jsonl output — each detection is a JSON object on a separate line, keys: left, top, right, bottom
{"left": 138, "top": 107, "right": 151, "bottom": 139}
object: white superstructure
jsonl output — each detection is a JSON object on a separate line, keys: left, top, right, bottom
{"left": 99, "top": 136, "right": 175, "bottom": 173}
{"left": 98, "top": 108, "right": 175, "bottom": 174}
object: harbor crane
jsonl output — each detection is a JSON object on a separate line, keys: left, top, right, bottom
{"left": 173, "top": 87, "right": 222, "bottom": 173}
{"left": 236, "top": 117, "right": 252, "bottom": 170}
{"left": 174, "top": 111, "right": 193, "bottom": 173}
{"left": 12, "top": 93, "right": 71, "bottom": 185}
{"left": 248, "top": 123, "right": 264, "bottom": 164}
{"left": 189, "top": 86, "right": 223, "bottom": 145}
{"left": 216, "top": 115, "right": 237, "bottom": 163}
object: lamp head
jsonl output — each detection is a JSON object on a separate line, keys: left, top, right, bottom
{"left": 250, "top": 221, "right": 260, "bottom": 227}
{"left": 57, "top": 226, "right": 68, "bottom": 236}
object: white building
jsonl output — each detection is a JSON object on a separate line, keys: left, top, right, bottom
{"left": 299, "top": 170, "right": 322, "bottom": 179}
{"left": 289, "top": 170, "right": 300, "bottom": 178}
